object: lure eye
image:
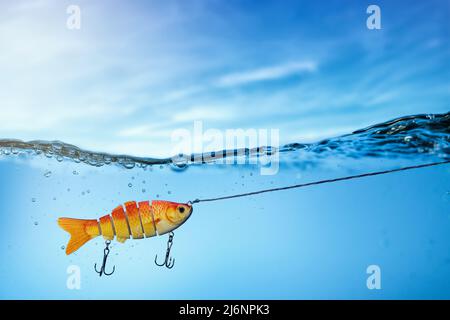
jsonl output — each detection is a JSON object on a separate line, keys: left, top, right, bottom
{"left": 178, "top": 207, "right": 185, "bottom": 213}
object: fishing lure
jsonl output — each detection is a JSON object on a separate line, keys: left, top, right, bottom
{"left": 58, "top": 200, "right": 192, "bottom": 255}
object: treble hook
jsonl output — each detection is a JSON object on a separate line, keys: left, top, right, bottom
{"left": 155, "top": 232, "right": 175, "bottom": 269}
{"left": 94, "top": 240, "right": 116, "bottom": 277}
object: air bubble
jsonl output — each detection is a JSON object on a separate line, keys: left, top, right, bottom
{"left": 44, "top": 170, "right": 52, "bottom": 178}
{"left": 128, "top": 183, "right": 132, "bottom": 187}
{"left": 171, "top": 154, "right": 189, "bottom": 171}
{"left": 124, "top": 163, "right": 135, "bottom": 169}
{"left": 120, "top": 158, "right": 135, "bottom": 169}
{"left": 34, "top": 221, "right": 39, "bottom": 226}
{"left": 31, "top": 198, "right": 36, "bottom": 203}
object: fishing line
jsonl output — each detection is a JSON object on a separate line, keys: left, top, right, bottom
{"left": 190, "top": 159, "right": 450, "bottom": 204}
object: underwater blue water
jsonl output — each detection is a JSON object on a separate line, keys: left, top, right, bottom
{"left": 0, "top": 0, "right": 449, "bottom": 300}
{"left": 0, "top": 113, "right": 449, "bottom": 299}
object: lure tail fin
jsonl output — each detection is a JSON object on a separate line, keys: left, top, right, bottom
{"left": 57, "top": 217, "right": 100, "bottom": 255}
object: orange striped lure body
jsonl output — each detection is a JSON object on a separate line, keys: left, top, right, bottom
{"left": 57, "top": 200, "right": 193, "bottom": 255}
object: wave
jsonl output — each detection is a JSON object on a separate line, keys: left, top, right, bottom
{"left": 0, "top": 112, "right": 449, "bottom": 169}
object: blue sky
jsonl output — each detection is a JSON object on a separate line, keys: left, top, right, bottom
{"left": 0, "top": 0, "right": 448, "bottom": 157}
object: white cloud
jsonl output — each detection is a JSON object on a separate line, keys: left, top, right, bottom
{"left": 116, "top": 125, "right": 173, "bottom": 139}
{"left": 216, "top": 61, "right": 317, "bottom": 87}
{"left": 6, "top": 0, "right": 51, "bottom": 13}
{"left": 171, "top": 106, "right": 234, "bottom": 123}
{"left": 161, "top": 86, "right": 204, "bottom": 103}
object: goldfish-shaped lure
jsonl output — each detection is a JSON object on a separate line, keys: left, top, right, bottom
{"left": 58, "top": 200, "right": 193, "bottom": 255}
